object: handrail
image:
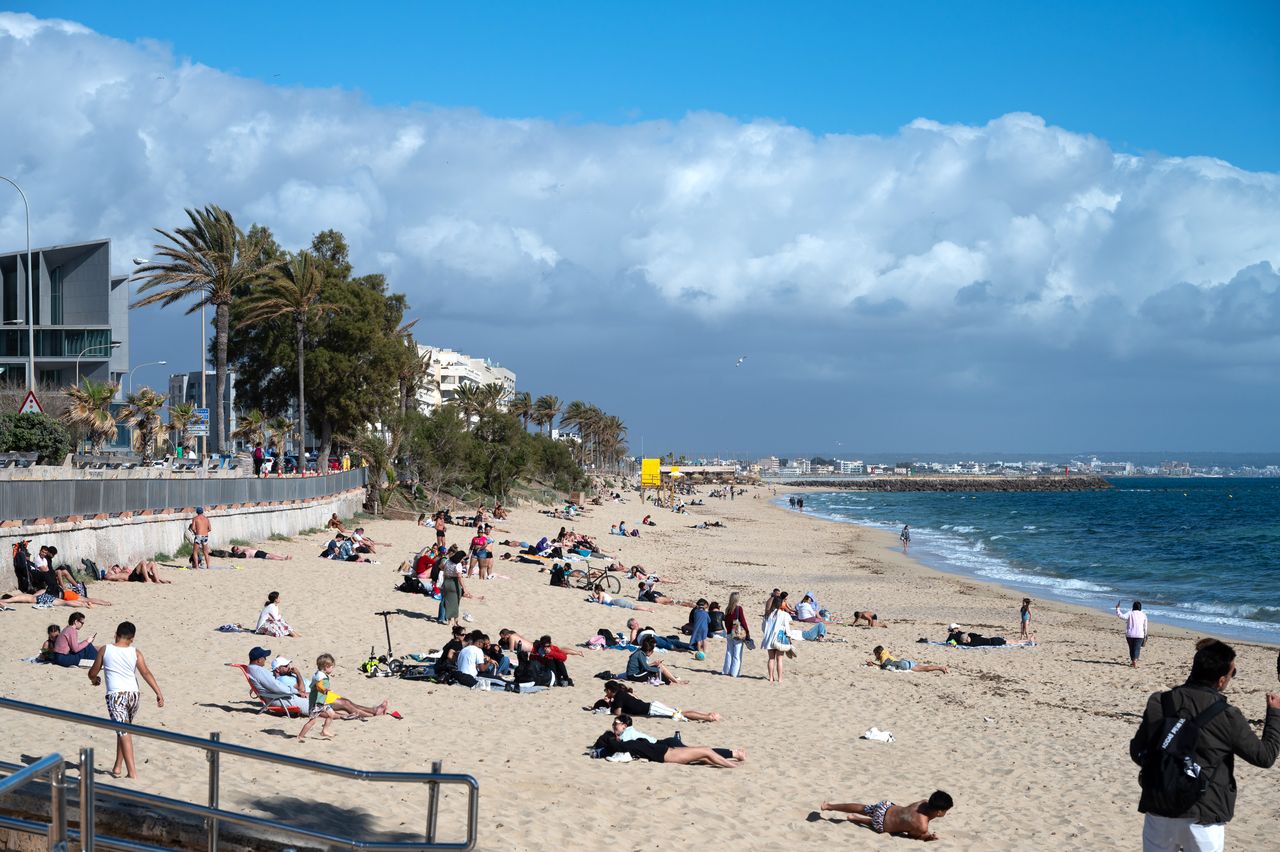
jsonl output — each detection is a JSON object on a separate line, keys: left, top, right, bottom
{"left": 0, "top": 752, "right": 62, "bottom": 795}
{"left": 0, "top": 750, "right": 68, "bottom": 850}
{"left": 0, "top": 697, "right": 478, "bottom": 851}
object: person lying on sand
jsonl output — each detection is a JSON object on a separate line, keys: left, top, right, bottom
{"left": 215, "top": 546, "right": 292, "bottom": 561}
{"left": 101, "top": 560, "right": 171, "bottom": 583}
{"left": 638, "top": 584, "right": 696, "bottom": 607}
{"left": 819, "top": 791, "right": 953, "bottom": 841}
{"left": 866, "top": 646, "right": 949, "bottom": 674}
{"left": 591, "top": 585, "right": 654, "bottom": 611}
{"left": 593, "top": 715, "right": 744, "bottom": 767}
{"left": 944, "top": 624, "right": 1008, "bottom": 646}
{"left": 590, "top": 680, "right": 722, "bottom": 721}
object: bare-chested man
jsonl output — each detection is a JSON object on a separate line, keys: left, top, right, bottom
{"left": 852, "top": 611, "right": 889, "bottom": 628}
{"left": 189, "top": 507, "right": 212, "bottom": 570}
{"left": 820, "top": 791, "right": 953, "bottom": 841}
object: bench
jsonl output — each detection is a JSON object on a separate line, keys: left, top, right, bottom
{"left": 0, "top": 451, "right": 38, "bottom": 468}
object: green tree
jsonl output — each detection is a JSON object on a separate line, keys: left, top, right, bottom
{"left": 238, "top": 251, "right": 343, "bottom": 458}
{"left": 62, "top": 379, "right": 119, "bottom": 454}
{"left": 167, "top": 402, "right": 197, "bottom": 456}
{"left": 0, "top": 412, "right": 72, "bottom": 464}
{"left": 533, "top": 394, "right": 562, "bottom": 436}
{"left": 131, "top": 205, "right": 277, "bottom": 451}
{"left": 120, "top": 387, "right": 167, "bottom": 463}
{"left": 507, "top": 391, "right": 533, "bottom": 431}
{"left": 232, "top": 408, "right": 268, "bottom": 448}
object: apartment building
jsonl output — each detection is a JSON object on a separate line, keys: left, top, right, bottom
{"left": 414, "top": 345, "right": 516, "bottom": 414}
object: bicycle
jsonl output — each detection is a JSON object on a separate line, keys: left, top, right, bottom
{"left": 574, "top": 560, "right": 622, "bottom": 595}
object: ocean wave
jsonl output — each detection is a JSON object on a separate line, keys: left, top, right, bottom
{"left": 940, "top": 524, "right": 979, "bottom": 533}
{"left": 990, "top": 535, "right": 1006, "bottom": 540}
{"left": 1022, "top": 525, "right": 1038, "bottom": 531}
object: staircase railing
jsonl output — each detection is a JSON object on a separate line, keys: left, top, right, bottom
{"left": 0, "top": 696, "right": 478, "bottom": 851}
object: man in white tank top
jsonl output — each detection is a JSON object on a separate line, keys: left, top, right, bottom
{"left": 88, "top": 621, "right": 164, "bottom": 779}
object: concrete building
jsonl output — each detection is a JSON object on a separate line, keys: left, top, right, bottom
{"left": 168, "top": 370, "right": 237, "bottom": 453}
{"left": 756, "top": 456, "right": 780, "bottom": 473}
{"left": 836, "top": 459, "right": 866, "bottom": 475}
{"left": 413, "top": 345, "right": 516, "bottom": 414}
{"left": 0, "top": 239, "right": 129, "bottom": 392}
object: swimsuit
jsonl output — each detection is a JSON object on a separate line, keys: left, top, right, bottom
{"left": 193, "top": 535, "right": 209, "bottom": 545}
{"left": 863, "top": 801, "right": 893, "bottom": 833}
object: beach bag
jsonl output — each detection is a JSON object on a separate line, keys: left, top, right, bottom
{"left": 1137, "top": 693, "right": 1226, "bottom": 817}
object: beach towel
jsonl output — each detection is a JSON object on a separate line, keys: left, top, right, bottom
{"left": 861, "top": 727, "right": 895, "bottom": 743}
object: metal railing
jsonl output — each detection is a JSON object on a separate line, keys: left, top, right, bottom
{"left": 0, "top": 697, "right": 478, "bottom": 851}
{"left": 0, "top": 467, "right": 367, "bottom": 523}
{"left": 0, "top": 750, "right": 73, "bottom": 851}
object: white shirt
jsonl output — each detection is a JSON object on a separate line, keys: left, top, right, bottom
{"left": 456, "top": 645, "right": 484, "bottom": 677}
{"left": 256, "top": 603, "right": 280, "bottom": 631}
{"left": 796, "top": 601, "right": 817, "bottom": 620}
{"left": 102, "top": 644, "right": 138, "bottom": 694}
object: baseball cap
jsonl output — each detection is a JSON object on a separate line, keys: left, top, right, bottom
{"left": 947, "top": 623, "right": 960, "bottom": 631}
{"left": 271, "top": 656, "right": 291, "bottom": 669}
{"left": 248, "top": 646, "right": 271, "bottom": 662}
{"left": 196, "top": 506, "right": 205, "bottom": 514}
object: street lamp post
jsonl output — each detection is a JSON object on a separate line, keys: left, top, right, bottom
{"left": 0, "top": 176, "right": 33, "bottom": 392}
{"left": 127, "top": 360, "right": 168, "bottom": 394}
{"left": 134, "top": 258, "right": 207, "bottom": 460}
{"left": 75, "top": 341, "right": 122, "bottom": 387}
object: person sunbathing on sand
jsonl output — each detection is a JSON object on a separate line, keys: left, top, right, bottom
{"left": 637, "top": 584, "right": 696, "bottom": 607}
{"left": 820, "top": 791, "right": 953, "bottom": 841}
{"left": 228, "top": 545, "right": 292, "bottom": 561}
{"left": 593, "top": 680, "right": 722, "bottom": 721}
{"left": 591, "top": 584, "right": 654, "bottom": 611}
{"left": 595, "top": 716, "right": 744, "bottom": 767}
{"left": 866, "top": 646, "right": 948, "bottom": 674}
{"left": 102, "top": 560, "right": 171, "bottom": 583}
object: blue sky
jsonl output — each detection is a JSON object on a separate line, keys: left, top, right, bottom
{"left": 3, "top": 4, "right": 1280, "bottom": 455}
{"left": 27, "top": 1, "right": 1280, "bottom": 169}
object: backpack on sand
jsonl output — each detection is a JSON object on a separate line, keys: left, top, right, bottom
{"left": 1138, "top": 693, "right": 1227, "bottom": 817}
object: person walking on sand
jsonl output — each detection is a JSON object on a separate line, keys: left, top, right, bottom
{"left": 819, "top": 791, "right": 953, "bottom": 841}
{"left": 189, "top": 507, "right": 211, "bottom": 570}
{"left": 87, "top": 621, "right": 164, "bottom": 779}
{"left": 1129, "top": 639, "right": 1279, "bottom": 852}
{"left": 1117, "top": 600, "right": 1148, "bottom": 667}
{"left": 721, "top": 592, "right": 750, "bottom": 678}
{"left": 900, "top": 524, "right": 911, "bottom": 553}
{"left": 761, "top": 594, "right": 794, "bottom": 682}
{"left": 1019, "top": 598, "right": 1033, "bottom": 640}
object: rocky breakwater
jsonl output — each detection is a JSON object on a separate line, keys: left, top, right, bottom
{"left": 795, "top": 475, "right": 1111, "bottom": 492}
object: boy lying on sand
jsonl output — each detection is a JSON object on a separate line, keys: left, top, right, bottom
{"left": 820, "top": 791, "right": 953, "bottom": 841}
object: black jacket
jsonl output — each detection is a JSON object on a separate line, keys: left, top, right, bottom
{"left": 1129, "top": 682, "right": 1280, "bottom": 824}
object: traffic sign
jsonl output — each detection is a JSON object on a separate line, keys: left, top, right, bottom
{"left": 191, "top": 407, "right": 210, "bottom": 437}
{"left": 18, "top": 390, "right": 43, "bottom": 414}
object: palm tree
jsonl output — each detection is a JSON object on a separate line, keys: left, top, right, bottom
{"left": 121, "top": 387, "right": 167, "bottom": 463}
{"left": 598, "top": 414, "right": 628, "bottom": 470}
{"left": 131, "top": 204, "right": 277, "bottom": 452}
{"left": 478, "top": 382, "right": 509, "bottom": 413}
{"left": 168, "top": 402, "right": 197, "bottom": 456}
{"left": 238, "top": 252, "right": 342, "bottom": 458}
{"left": 265, "top": 415, "right": 296, "bottom": 454}
{"left": 558, "top": 399, "right": 587, "bottom": 459}
{"left": 451, "top": 384, "right": 484, "bottom": 425}
{"left": 533, "top": 394, "right": 562, "bottom": 436}
{"left": 231, "top": 408, "right": 268, "bottom": 449}
{"left": 62, "top": 379, "right": 119, "bottom": 454}
{"left": 507, "top": 391, "right": 533, "bottom": 431}
{"left": 578, "top": 405, "right": 605, "bottom": 468}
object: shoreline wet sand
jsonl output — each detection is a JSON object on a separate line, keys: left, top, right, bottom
{"left": 1, "top": 484, "right": 1276, "bottom": 850}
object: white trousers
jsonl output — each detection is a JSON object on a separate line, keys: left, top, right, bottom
{"left": 1142, "top": 814, "right": 1225, "bottom": 852}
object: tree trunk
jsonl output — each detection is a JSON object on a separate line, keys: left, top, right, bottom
{"left": 317, "top": 420, "right": 333, "bottom": 473}
{"left": 214, "top": 303, "right": 230, "bottom": 453}
{"left": 295, "top": 318, "right": 306, "bottom": 465}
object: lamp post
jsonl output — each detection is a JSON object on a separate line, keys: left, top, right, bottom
{"left": 127, "top": 360, "right": 167, "bottom": 394}
{"left": 75, "top": 340, "right": 121, "bottom": 386}
{"left": 134, "top": 257, "right": 207, "bottom": 459}
{"left": 0, "top": 176, "right": 33, "bottom": 392}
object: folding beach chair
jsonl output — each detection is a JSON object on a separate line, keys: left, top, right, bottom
{"left": 227, "top": 663, "right": 305, "bottom": 716}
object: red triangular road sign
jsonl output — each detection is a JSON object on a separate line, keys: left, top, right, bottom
{"left": 19, "top": 390, "right": 43, "bottom": 414}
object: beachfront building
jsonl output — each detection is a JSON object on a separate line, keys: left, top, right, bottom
{"left": 756, "top": 456, "right": 780, "bottom": 473}
{"left": 836, "top": 459, "right": 865, "bottom": 475}
{"left": 168, "top": 370, "right": 238, "bottom": 454}
{"left": 785, "top": 458, "right": 812, "bottom": 475}
{"left": 413, "top": 344, "right": 517, "bottom": 415}
{"left": 0, "top": 238, "right": 129, "bottom": 393}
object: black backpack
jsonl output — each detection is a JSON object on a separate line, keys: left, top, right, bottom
{"left": 1138, "top": 692, "right": 1227, "bottom": 817}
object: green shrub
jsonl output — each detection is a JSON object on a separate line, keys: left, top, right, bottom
{"left": 230, "top": 538, "right": 251, "bottom": 546}
{"left": 153, "top": 552, "right": 173, "bottom": 562}
{"left": 174, "top": 542, "right": 193, "bottom": 558}
{"left": 0, "top": 412, "right": 73, "bottom": 464}
{"left": 269, "top": 532, "right": 292, "bottom": 542}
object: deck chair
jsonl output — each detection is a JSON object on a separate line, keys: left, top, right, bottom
{"left": 227, "top": 663, "right": 305, "bottom": 716}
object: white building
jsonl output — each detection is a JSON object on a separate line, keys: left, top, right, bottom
{"left": 414, "top": 345, "right": 516, "bottom": 415}
{"left": 757, "top": 456, "right": 780, "bottom": 473}
{"left": 836, "top": 459, "right": 865, "bottom": 475}
{"left": 785, "top": 458, "right": 811, "bottom": 475}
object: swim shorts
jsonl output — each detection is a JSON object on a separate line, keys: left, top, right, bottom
{"left": 194, "top": 535, "right": 209, "bottom": 545}
{"left": 863, "top": 800, "right": 893, "bottom": 833}
{"left": 106, "top": 691, "right": 139, "bottom": 725}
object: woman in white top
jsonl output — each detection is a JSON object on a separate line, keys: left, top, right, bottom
{"left": 256, "top": 591, "right": 300, "bottom": 638}
{"left": 1115, "top": 600, "right": 1148, "bottom": 667}
{"left": 87, "top": 620, "right": 164, "bottom": 779}
{"left": 761, "top": 594, "right": 795, "bottom": 683}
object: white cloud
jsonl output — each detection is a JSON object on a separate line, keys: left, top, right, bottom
{"left": 1, "top": 10, "right": 1278, "bottom": 362}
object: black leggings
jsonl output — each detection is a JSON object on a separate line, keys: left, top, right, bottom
{"left": 1127, "top": 636, "right": 1145, "bottom": 661}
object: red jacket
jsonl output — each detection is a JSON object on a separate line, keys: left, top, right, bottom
{"left": 537, "top": 644, "right": 568, "bottom": 662}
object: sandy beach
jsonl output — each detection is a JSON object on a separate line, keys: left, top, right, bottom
{"left": 2, "top": 485, "right": 1278, "bottom": 850}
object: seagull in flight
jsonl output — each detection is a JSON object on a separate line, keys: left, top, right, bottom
{"left": 735, "top": 355, "right": 746, "bottom": 367}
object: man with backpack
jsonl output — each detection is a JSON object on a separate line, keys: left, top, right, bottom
{"left": 1129, "top": 639, "right": 1280, "bottom": 851}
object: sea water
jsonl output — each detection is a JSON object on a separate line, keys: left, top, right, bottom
{"left": 785, "top": 478, "right": 1280, "bottom": 644}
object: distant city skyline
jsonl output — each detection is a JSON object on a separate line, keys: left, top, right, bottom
{"left": 2, "top": 6, "right": 1278, "bottom": 451}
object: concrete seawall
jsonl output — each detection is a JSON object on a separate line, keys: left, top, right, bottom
{"left": 1, "top": 487, "right": 364, "bottom": 586}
